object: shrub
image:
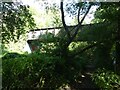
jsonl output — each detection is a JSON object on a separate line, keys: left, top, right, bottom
{"left": 2, "top": 52, "right": 83, "bottom": 89}
{"left": 91, "top": 68, "right": 120, "bottom": 90}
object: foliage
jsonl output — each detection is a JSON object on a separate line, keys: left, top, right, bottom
{"left": 93, "top": 43, "right": 113, "bottom": 69}
{"left": 92, "top": 68, "right": 120, "bottom": 90}
{"left": 77, "top": 22, "right": 115, "bottom": 42}
{"left": 93, "top": 2, "right": 120, "bottom": 23}
{"left": 92, "top": 2, "right": 120, "bottom": 72}
{"left": 2, "top": 30, "right": 89, "bottom": 89}
{"left": 2, "top": 1, "right": 120, "bottom": 89}
{"left": 2, "top": 2, "right": 36, "bottom": 43}
{"left": 39, "top": 32, "right": 55, "bottom": 41}
{"left": 49, "top": 3, "right": 62, "bottom": 27}
{"left": 2, "top": 52, "right": 27, "bottom": 60}
{"left": 2, "top": 52, "right": 63, "bottom": 89}
{"left": 2, "top": 50, "right": 86, "bottom": 89}
{"left": 29, "top": 1, "right": 62, "bottom": 28}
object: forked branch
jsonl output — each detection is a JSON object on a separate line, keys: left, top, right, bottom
{"left": 60, "top": 1, "right": 92, "bottom": 47}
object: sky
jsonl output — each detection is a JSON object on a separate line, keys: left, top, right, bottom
{"left": 19, "top": 0, "right": 98, "bottom": 25}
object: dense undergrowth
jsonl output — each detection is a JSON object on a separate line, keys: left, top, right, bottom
{"left": 2, "top": 51, "right": 86, "bottom": 89}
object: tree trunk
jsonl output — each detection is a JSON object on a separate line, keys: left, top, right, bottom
{"left": 116, "top": 2, "right": 120, "bottom": 74}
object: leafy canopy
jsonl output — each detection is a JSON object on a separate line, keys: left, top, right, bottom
{"left": 2, "top": 2, "right": 36, "bottom": 43}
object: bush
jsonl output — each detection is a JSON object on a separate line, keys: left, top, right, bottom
{"left": 2, "top": 52, "right": 27, "bottom": 60}
{"left": 91, "top": 68, "right": 120, "bottom": 90}
{"left": 2, "top": 52, "right": 82, "bottom": 89}
{"left": 3, "top": 53, "right": 62, "bottom": 89}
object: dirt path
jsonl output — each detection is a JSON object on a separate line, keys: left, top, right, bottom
{"left": 71, "top": 65, "right": 100, "bottom": 90}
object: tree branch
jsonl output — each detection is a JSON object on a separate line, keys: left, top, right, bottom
{"left": 60, "top": 1, "right": 71, "bottom": 40}
{"left": 70, "top": 42, "right": 98, "bottom": 58}
{"left": 77, "top": 3, "right": 81, "bottom": 24}
{"left": 70, "top": 36, "right": 117, "bottom": 58}
{"left": 72, "top": 4, "right": 92, "bottom": 39}
{"left": 66, "top": 4, "right": 92, "bottom": 47}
